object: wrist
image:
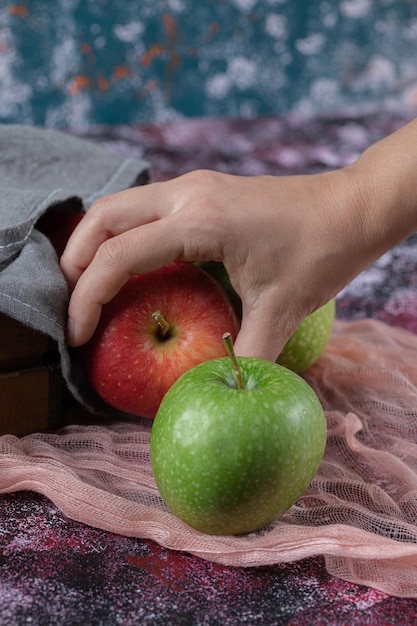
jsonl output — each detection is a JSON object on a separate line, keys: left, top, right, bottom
{"left": 347, "top": 121, "right": 417, "bottom": 257}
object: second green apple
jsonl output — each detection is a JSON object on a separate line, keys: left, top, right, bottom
{"left": 197, "top": 261, "right": 335, "bottom": 373}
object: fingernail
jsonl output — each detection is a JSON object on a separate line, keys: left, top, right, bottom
{"left": 66, "top": 317, "right": 76, "bottom": 346}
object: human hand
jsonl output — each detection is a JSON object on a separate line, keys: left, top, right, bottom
{"left": 60, "top": 167, "right": 381, "bottom": 361}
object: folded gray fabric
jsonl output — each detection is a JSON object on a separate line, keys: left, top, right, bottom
{"left": 0, "top": 124, "right": 150, "bottom": 413}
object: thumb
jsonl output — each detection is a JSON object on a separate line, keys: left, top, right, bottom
{"left": 233, "top": 291, "right": 303, "bottom": 362}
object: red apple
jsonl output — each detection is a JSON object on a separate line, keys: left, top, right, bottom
{"left": 37, "top": 209, "right": 84, "bottom": 257}
{"left": 78, "top": 260, "right": 240, "bottom": 419}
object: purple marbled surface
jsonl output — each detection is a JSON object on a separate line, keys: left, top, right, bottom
{"left": 1, "top": 492, "right": 411, "bottom": 626}
{"left": 2, "top": 109, "right": 417, "bottom": 624}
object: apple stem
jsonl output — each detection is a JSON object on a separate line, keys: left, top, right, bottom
{"left": 222, "top": 332, "right": 245, "bottom": 390}
{"left": 152, "top": 310, "right": 170, "bottom": 339}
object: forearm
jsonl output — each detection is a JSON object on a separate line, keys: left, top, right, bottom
{"left": 345, "top": 118, "right": 417, "bottom": 259}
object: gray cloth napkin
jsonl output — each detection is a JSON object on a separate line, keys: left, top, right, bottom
{"left": 0, "top": 124, "right": 150, "bottom": 413}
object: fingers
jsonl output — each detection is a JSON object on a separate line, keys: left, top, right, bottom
{"left": 66, "top": 216, "right": 185, "bottom": 347}
{"left": 60, "top": 182, "right": 171, "bottom": 289}
{"left": 61, "top": 172, "right": 233, "bottom": 347}
{"left": 234, "top": 289, "right": 302, "bottom": 362}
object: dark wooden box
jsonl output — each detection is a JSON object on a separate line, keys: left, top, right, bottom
{"left": 0, "top": 313, "right": 64, "bottom": 436}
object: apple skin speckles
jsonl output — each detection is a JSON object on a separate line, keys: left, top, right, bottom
{"left": 277, "top": 299, "right": 336, "bottom": 373}
{"left": 77, "top": 260, "right": 239, "bottom": 419}
{"left": 150, "top": 356, "right": 326, "bottom": 536}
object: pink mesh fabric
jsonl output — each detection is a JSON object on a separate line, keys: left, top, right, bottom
{"left": 2, "top": 318, "right": 417, "bottom": 598}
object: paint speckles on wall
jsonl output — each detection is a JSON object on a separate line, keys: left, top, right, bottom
{"left": 340, "top": 0, "right": 373, "bottom": 20}
{"left": 1, "top": 0, "right": 417, "bottom": 127}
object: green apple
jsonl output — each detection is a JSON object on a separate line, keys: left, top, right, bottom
{"left": 196, "top": 261, "right": 335, "bottom": 373}
{"left": 276, "top": 299, "right": 336, "bottom": 373}
{"left": 150, "top": 339, "right": 326, "bottom": 536}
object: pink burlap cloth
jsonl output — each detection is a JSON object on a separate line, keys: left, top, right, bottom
{"left": 2, "top": 318, "right": 417, "bottom": 597}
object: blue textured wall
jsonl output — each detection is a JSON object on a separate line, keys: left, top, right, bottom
{"left": 1, "top": 0, "right": 417, "bottom": 127}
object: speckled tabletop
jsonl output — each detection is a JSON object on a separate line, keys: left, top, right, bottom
{"left": 2, "top": 108, "right": 417, "bottom": 624}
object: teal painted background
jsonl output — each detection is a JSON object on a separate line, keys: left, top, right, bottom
{"left": 1, "top": 0, "right": 417, "bottom": 127}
